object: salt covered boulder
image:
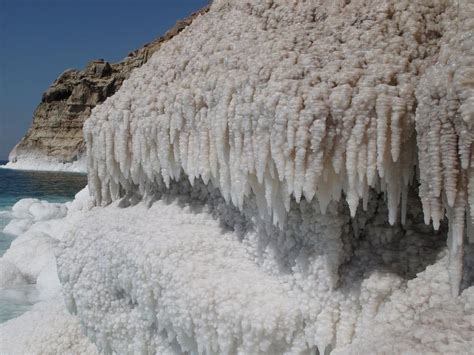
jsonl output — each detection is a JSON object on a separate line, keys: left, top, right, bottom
{"left": 84, "top": 0, "right": 473, "bottom": 294}
{"left": 0, "top": 259, "right": 27, "bottom": 288}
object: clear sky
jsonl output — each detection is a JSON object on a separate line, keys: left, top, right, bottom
{"left": 0, "top": 0, "right": 209, "bottom": 160}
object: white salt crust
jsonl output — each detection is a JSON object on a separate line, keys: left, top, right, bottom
{"left": 1, "top": 185, "right": 471, "bottom": 354}
{"left": 57, "top": 180, "right": 474, "bottom": 354}
{"left": 84, "top": 0, "right": 474, "bottom": 294}
{"left": 2, "top": 153, "right": 87, "bottom": 173}
{"left": 0, "top": 298, "right": 98, "bottom": 354}
{"left": 0, "top": 189, "right": 97, "bottom": 354}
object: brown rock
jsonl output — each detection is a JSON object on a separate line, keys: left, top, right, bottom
{"left": 9, "top": 5, "right": 210, "bottom": 165}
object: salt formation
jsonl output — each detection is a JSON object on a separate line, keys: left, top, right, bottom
{"left": 0, "top": 190, "right": 97, "bottom": 353}
{"left": 2, "top": 199, "right": 66, "bottom": 285}
{"left": 85, "top": 0, "right": 426, "bottom": 222}
{"left": 415, "top": 0, "right": 474, "bottom": 295}
{"left": 0, "top": 299, "right": 98, "bottom": 354}
{"left": 2, "top": 153, "right": 87, "bottom": 173}
{"left": 52, "top": 0, "right": 474, "bottom": 353}
{"left": 58, "top": 180, "right": 474, "bottom": 354}
{"left": 84, "top": 0, "right": 473, "bottom": 294}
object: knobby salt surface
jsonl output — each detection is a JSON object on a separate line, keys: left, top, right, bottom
{"left": 1, "top": 183, "right": 473, "bottom": 353}
{"left": 84, "top": 0, "right": 473, "bottom": 295}
{"left": 57, "top": 180, "right": 474, "bottom": 354}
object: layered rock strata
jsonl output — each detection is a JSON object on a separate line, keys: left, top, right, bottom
{"left": 8, "top": 5, "right": 209, "bottom": 171}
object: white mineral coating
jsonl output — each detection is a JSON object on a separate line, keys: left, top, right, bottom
{"left": 0, "top": 298, "right": 98, "bottom": 354}
{"left": 36, "top": 259, "right": 61, "bottom": 300}
{"left": 0, "top": 189, "right": 91, "bottom": 290}
{"left": 1, "top": 200, "right": 68, "bottom": 284}
{"left": 2, "top": 230, "right": 57, "bottom": 283}
{"left": 415, "top": 0, "right": 474, "bottom": 296}
{"left": 0, "top": 259, "right": 27, "bottom": 288}
{"left": 0, "top": 189, "right": 97, "bottom": 353}
{"left": 2, "top": 153, "right": 87, "bottom": 173}
{"left": 83, "top": 0, "right": 473, "bottom": 294}
{"left": 84, "top": 0, "right": 430, "bottom": 221}
{"left": 332, "top": 258, "right": 474, "bottom": 354}
{"left": 3, "top": 218, "right": 33, "bottom": 236}
{"left": 57, "top": 180, "right": 474, "bottom": 354}
{"left": 10, "top": 198, "right": 67, "bottom": 222}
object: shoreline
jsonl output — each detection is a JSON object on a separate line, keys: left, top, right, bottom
{"left": 1, "top": 156, "right": 87, "bottom": 174}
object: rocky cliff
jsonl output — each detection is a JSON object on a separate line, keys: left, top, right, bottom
{"left": 8, "top": 5, "right": 209, "bottom": 171}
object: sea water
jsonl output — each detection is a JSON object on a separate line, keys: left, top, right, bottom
{"left": 0, "top": 161, "right": 87, "bottom": 323}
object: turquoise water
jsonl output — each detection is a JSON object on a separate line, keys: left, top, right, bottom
{"left": 0, "top": 160, "right": 87, "bottom": 323}
{"left": 0, "top": 161, "right": 87, "bottom": 254}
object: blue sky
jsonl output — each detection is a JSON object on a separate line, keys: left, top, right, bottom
{"left": 0, "top": 0, "right": 209, "bottom": 160}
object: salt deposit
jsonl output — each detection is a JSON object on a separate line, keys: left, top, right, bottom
{"left": 2, "top": 153, "right": 86, "bottom": 173}
{"left": 0, "top": 189, "right": 96, "bottom": 353}
{"left": 2, "top": 0, "right": 473, "bottom": 353}
{"left": 57, "top": 179, "right": 474, "bottom": 354}
{"left": 0, "top": 298, "right": 98, "bottom": 354}
{"left": 84, "top": 0, "right": 474, "bottom": 295}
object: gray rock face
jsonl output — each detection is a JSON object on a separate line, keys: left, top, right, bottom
{"left": 9, "top": 6, "right": 209, "bottom": 165}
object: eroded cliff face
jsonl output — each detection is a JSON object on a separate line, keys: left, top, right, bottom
{"left": 8, "top": 5, "right": 209, "bottom": 169}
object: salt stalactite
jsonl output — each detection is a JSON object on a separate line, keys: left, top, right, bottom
{"left": 83, "top": 0, "right": 471, "bottom": 293}
{"left": 415, "top": 0, "right": 474, "bottom": 295}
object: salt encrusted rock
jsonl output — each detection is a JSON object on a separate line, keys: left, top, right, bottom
{"left": 57, "top": 178, "right": 474, "bottom": 354}
{"left": 84, "top": 0, "right": 446, "bottom": 216}
{"left": 8, "top": 6, "right": 210, "bottom": 169}
{"left": 0, "top": 259, "right": 27, "bottom": 288}
{"left": 84, "top": 0, "right": 472, "bottom": 292}
{"left": 415, "top": 0, "right": 474, "bottom": 295}
{"left": 0, "top": 298, "right": 98, "bottom": 354}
